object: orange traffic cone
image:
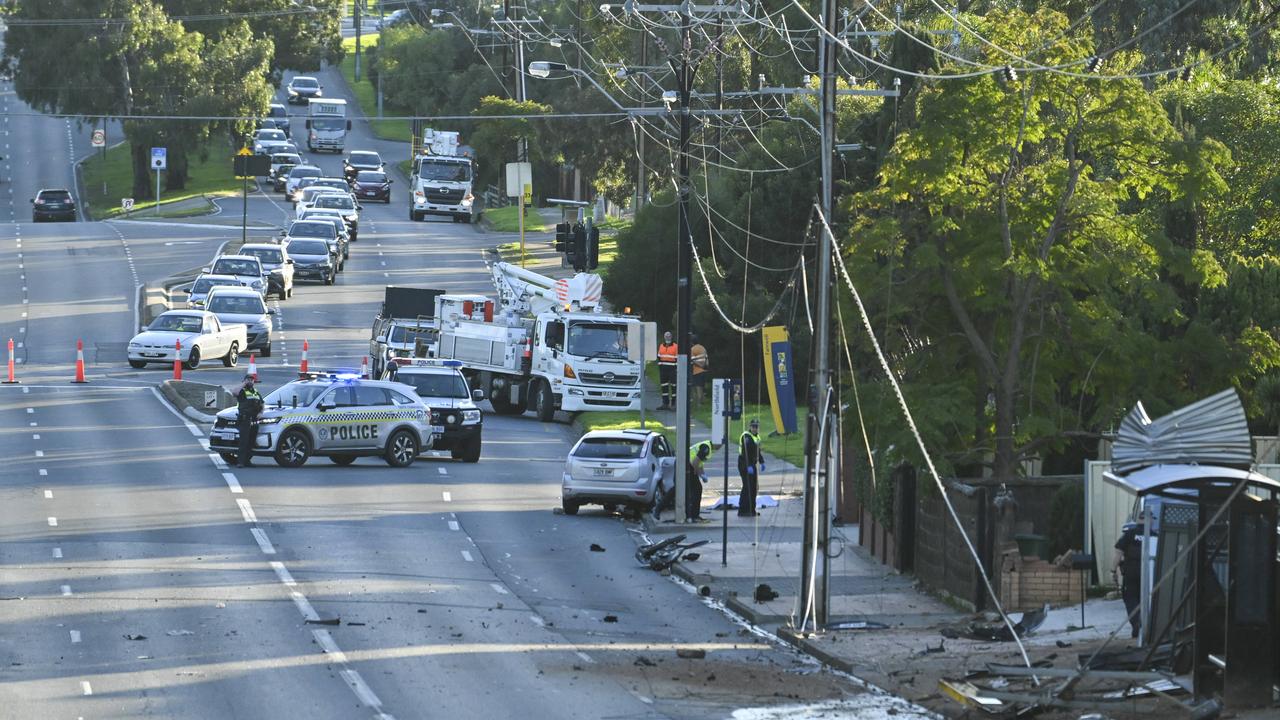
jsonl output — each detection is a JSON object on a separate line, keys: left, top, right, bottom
{"left": 173, "top": 339, "right": 183, "bottom": 381}
{"left": 247, "top": 353, "right": 258, "bottom": 381}
{"left": 360, "top": 356, "right": 369, "bottom": 379}
{"left": 300, "top": 339, "right": 309, "bottom": 375}
{"left": 71, "top": 339, "right": 88, "bottom": 383}
{"left": 3, "top": 338, "right": 17, "bottom": 384}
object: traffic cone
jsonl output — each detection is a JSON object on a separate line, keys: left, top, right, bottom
{"left": 71, "top": 339, "right": 88, "bottom": 383}
{"left": 248, "top": 353, "right": 258, "bottom": 382}
{"left": 173, "top": 339, "right": 183, "bottom": 381}
{"left": 3, "top": 338, "right": 17, "bottom": 384}
{"left": 360, "top": 356, "right": 369, "bottom": 379}
{"left": 299, "top": 339, "right": 309, "bottom": 374}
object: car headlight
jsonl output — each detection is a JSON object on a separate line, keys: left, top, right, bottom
{"left": 257, "top": 417, "right": 281, "bottom": 425}
{"left": 460, "top": 196, "right": 473, "bottom": 207}
{"left": 253, "top": 322, "right": 271, "bottom": 333}
{"left": 462, "top": 409, "right": 481, "bottom": 424}
{"left": 568, "top": 388, "right": 584, "bottom": 396}
{"left": 251, "top": 280, "right": 264, "bottom": 289}
{"left": 288, "top": 88, "right": 298, "bottom": 95}
{"left": 414, "top": 191, "right": 425, "bottom": 202}
{"left": 128, "top": 342, "right": 141, "bottom": 349}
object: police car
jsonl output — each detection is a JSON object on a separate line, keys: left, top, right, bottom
{"left": 209, "top": 372, "right": 443, "bottom": 468}
{"left": 383, "top": 359, "right": 483, "bottom": 462}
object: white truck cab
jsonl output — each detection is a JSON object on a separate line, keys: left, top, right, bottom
{"left": 306, "top": 98, "right": 350, "bottom": 153}
{"left": 409, "top": 129, "right": 475, "bottom": 223}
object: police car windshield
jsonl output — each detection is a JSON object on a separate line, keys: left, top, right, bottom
{"left": 567, "top": 322, "right": 628, "bottom": 358}
{"left": 264, "top": 383, "right": 328, "bottom": 408}
{"left": 398, "top": 373, "right": 468, "bottom": 399}
{"left": 574, "top": 437, "right": 644, "bottom": 459}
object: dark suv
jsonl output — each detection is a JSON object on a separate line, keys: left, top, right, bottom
{"left": 31, "top": 189, "right": 77, "bottom": 222}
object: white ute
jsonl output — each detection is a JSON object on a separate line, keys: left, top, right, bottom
{"left": 128, "top": 310, "right": 248, "bottom": 370}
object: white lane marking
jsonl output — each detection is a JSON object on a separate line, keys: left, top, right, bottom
{"left": 447, "top": 521, "right": 459, "bottom": 531}
{"left": 222, "top": 472, "right": 243, "bottom": 493}
{"left": 270, "top": 561, "right": 296, "bottom": 586}
{"left": 148, "top": 386, "right": 204, "bottom": 436}
{"left": 437, "top": 467, "right": 447, "bottom": 475}
{"left": 60, "top": 585, "right": 72, "bottom": 597}
{"left": 341, "top": 669, "right": 384, "bottom": 710}
{"left": 32, "top": 433, "right": 39, "bottom": 440}
{"left": 209, "top": 453, "right": 227, "bottom": 470}
{"left": 312, "top": 629, "right": 348, "bottom": 663}
{"left": 80, "top": 681, "right": 92, "bottom": 696}
{"left": 529, "top": 615, "right": 545, "bottom": 627}
{"left": 69, "top": 630, "right": 81, "bottom": 643}
{"left": 441, "top": 491, "right": 451, "bottom": 502}
{"left": 38, "top": 468, "right": 46, "bottom": 475}
{"left": 47, "top": 517, "right": 57, "bottom": 527}
{"left": 490, "top": 583, "right": 509, "bottom": 595}
{"left": 52, "top": 548, "right": 62, "bottom": 559}
{"left": 250, "top": 528, "right": 276, "bottom": 555}
{"left": 44, "top": 490, "right": 52, "bottom": 499}
{"left": 461, "top": 550, "right": 474, "bottom": 562}
{"left": 576, "top": 651, "right": 595, "bottom": 664}
{"left": 26, "top": 407, "right": 33, "bottom": 413}
{"left": 290, "top": 591, "right": 319, "bottom": 621}
{"left": 236, "top": 498, "right": 257, "bottom": 523}
{"left": 35, "top": 450, "right": 43, "bottom": 457}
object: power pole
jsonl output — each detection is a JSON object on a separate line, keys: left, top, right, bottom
{"left": 377, "top": 3, "right": 385, "bottom": 117}
{"left": 799, "top": 0, "right": 840, "bottom": 633}
{"left": 354, "top": 0, "right": 362, "bottom": 81}
{"left": 674, "top": 12, "right": 694, "bottom": 524}
{"left": 635, "top": 34, "right": 648, "bottom": 212}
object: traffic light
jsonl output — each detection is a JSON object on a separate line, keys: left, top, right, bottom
{"left": 572, "top": 224, "right": 587, "bottom": 272}
{"left": 554, "top": 222, "right": 572, "bottom": 253}
{"left": 586, "top": 226, "right": 600, "bottom": 270}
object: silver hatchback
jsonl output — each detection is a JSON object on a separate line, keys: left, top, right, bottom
{"left": 561, "top": 429, "right": 675, "bottom": 515}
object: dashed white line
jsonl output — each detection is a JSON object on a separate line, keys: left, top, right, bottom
{"left": 34, "top": 450, "right": 43, "bottom": 457}
{"left": 38, "top": 468, "right": 46, "bottom": 475}
{"left": 341, "top": 669, "right": 384, "bottom": 710}
{"left": 290, "top": 591, "right": 319, "bottom": 621}
{"left": 437, "top": 467, "right": 447, "bottom": 475}
{"left": 576, "top": 651, "right": 595, "bottom": 664}
{"left": 47, "top": 517, "right": 57, "bottom": 527}
{"left": 490, "top": 583, "right": 509, "bottom": 595}
{"left": 44, "top": 490, "right": 52, "bottom": 499}
{"left": 209, "top": 453, "right": 228, "bottom": 469}
{"left": 313, "top": 628, "right": 348, "bottom": 662}
{"left": 442, "top": 491, "right": 451, "bottom": 502}
{"left": 447, "top": 520, "right": 459, "bottom": 531}
{"left": 250, "top": 528, "right": 276, "bottom": 554}
{"left": 529, "top": 615, "right": 545, "bottom": 627}
{"left": 236, "top": 498, "right": 257, "bottom": 523}
{"left": 52, "top": 548, "right": 62, "bottom": 559}
{"left": 222, "top": 472, "right": 243, "bottom": 493}
{"left": 270, "top": 561, "right": 296, "bottom": 586}
{"left": 32, "top": 433, "right": 39, "bottom": 440}
{"left": 26, "top": 407, "right": 33, "bottom": 413}
{"left": 60, "top": 585, "right": 71, "bottom": 597}
{"left": 80, "top": 681, "right": 92, "bottom": 696}
{"left": 69, "top": 630, "right": 81, "bottom": 643}
{"left": 461, "top": 550, "right": 474, "bottom": 562}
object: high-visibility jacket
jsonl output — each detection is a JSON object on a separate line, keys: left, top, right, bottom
{"left": 689, "top": 440, "right": 713, "bottom": 477}
{"left": 738, "top": 430, "right": 761, "bottom": 467}
{"left": 690, "top": 343, "right": 708, "bottom": 375}
{"left": 657, "top": 342, "right": 678, "bottom": 366}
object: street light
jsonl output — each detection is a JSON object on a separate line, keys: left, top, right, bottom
{"left": 527, "top": 60, "right": 567, "bottom": 78}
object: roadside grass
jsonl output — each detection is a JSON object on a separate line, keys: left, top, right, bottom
{"left": 339, "top": 33, "right": 413, "bottom": 141}
{"left": 484, "top": 205, "right": 547, "bottom": 233}
{"left": 578, "top": 411, "right": 675, "bottom": 446}
{"left": 81, "top": 140, "right": 241, "bottom": 219}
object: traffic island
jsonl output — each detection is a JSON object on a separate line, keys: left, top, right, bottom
{"left": 159, "top": 379, "right": 234, "bottom": 423}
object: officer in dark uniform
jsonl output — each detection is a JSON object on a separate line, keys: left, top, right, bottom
{"left": 1113, "top": 521, "right": 1144, "bottom": 639}
{"left": 235, "top": 375, "right": 264, "bottom": 468}
{"left": 737, "top": 418, "right": 763, "bottom": 516}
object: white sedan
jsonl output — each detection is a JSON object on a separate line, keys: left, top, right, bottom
{"left": 128, "top": 310, "right": 248, "bottom": 370}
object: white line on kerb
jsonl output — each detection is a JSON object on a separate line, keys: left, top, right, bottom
{"left": 250, "top": 528, "right": 276, "bottom": 554}
{"left": 81, "top": 681, "right": 92, "bottom": 696}
{"left": 222, "top": 472, "right": 243, "bottom": 493}
{"left": 442, "top": 491, "right": 452, "bottom": 502}
{"left": 236, "top": 498, "right": 257, "bottom": 523}
{"left": 60, "top": 585, "right": 71, "bottom": 597}
{"left": 461, "top": 550, "right": 474, "bottom": 562}
{"left": 270, "top": 561, "right": 296, "bottom": 586}
{"left": 490, "top": 583, "right": 509, "bottom": 595}
{"left": 291, "top": 591, "right": 319, "bottom": 621}
{"left": 447, "top": 521, "right": 459, "bottom": 531}
{"left": 69, "top": 630, "right": 81, "bottom": 643}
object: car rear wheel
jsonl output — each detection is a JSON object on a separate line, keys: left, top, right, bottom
{"left": 329, "top": 454, "right": 357, "bottom": 466}
{"left": 184, "top": 346, "right": 201, "bottom": 370}
{"left": 222, "top": 342, "right": 239, "bottom": 368}
{"left": 561, "top": 499, "right": 580, "bottom": 515}
{"left": 384, "top": 429, "right": 419, "bottom": 467}
{"left": 274, "top": 429, "right": 311, "bottom": 467}
{"left": 128, "top": 360, "right": 147, "bottom": 369}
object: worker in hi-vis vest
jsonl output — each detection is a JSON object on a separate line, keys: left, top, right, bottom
{"left": 657, "top": 331, "right": 678, "bottom": 410}
{"left": 737, "top": 418, "right": 764, "bottom": 516}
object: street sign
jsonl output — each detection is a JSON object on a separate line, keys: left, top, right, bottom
{"left": 234, "top": 154, "right": 270, "bottom": 178}
{"left": 121, "top": 198, "right": 134, "bottom": 211}
{"left": 237, "top": 146, "right": 252, "bottom": 156}
{"left": 523, "top": 182, "right": 532, "bottom": 205}
{"left": 627, "top": 321, "right": 658, "bottom": 363}
{"left": 91, "top": 129, "right": 105, "bottom": 148}
{"left": 150, "top": 147, "right": 167, "bottom": 170}
{"left": 505, "top": 162, "right": 532, "bottom": 198}
{"left": 204, "top": 391, "right": 217, "bottom": 409}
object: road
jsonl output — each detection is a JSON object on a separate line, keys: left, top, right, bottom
{"left": 0, "top": 45, "right": 892, "bottom": 720}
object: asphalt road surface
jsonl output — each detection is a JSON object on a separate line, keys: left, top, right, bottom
{"left": 0, "top": 49, "right": 902, "bottom": 719}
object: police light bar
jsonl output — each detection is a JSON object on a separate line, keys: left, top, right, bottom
{"left": 298, "top": 367, "right": 369, "bottom": 381}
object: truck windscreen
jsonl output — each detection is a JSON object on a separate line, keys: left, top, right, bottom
{"left": 419, "top": 161, "right": 471, "bottom": 182}
{"left": 567, "top": 322, "right": 629, "bottom": 359}
{"left": 311, "top": 117, "right": 346, "bottom": 131}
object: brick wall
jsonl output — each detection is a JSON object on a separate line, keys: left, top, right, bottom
{"left": 999, "top": 551, "right": 1086, "bottom": 611}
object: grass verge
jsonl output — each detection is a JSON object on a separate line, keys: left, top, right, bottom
{"left": 484, "top": 205, "right": 548, "bottom": 233}
{"left": 578, "top": 411, "right": 675, "bottom": 446}
{"left": 340, "top": 33, "right": 413, "bottom": 141}
{"left": 81, "top": 140, "right": 241, "bottom": 219}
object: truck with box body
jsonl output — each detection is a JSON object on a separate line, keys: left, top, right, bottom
{"left": 306, "top": 98, "right": 351, "bottom": 153}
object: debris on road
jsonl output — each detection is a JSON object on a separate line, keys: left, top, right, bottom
{"left": 940, "top": 604, "right": 1047, "bottom": 642}
{"left": 602, "top": 614, "right": 619, "bottom": 623}
{"left": 676, "top": 648, "right": 707, "bottom": 659}
{"left": 123, "top": 634, "right": 146, "bottom": 641}
{"left": 589, "top": 543, "right": 606, "bottom": 552}
{"left": 634, "top": 655, "right": 657, "bottom": 667}
{"left": 305, "top": 616, "right": 341, "bottom": 626}
{"left": 166, "top": 629, "right": 194, "bottom": 636}
{"left": 754, "top": 584, "right": 778, "bottom": 602}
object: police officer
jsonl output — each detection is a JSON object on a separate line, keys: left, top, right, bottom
{"left": 1113, "top": 521, "right": 1144, "bottom": 639}
{"left": 737, "top": 419, "right": 763, "bottom": 516}
{"left": 657, "top": 331, "right": 678, "bottom": 409}
{"left": 684, "top": 440, "right": 717, "bottom": 523}
{"left": 235, "top": 374, "right": 264, "bottom": 468}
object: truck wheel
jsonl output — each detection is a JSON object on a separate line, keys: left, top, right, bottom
{"left": 274, "top": 428, "right": 311, "bottom": 467}
{"left": 184, "top": 346, "right": 202, "bottom": 370}
{"left": 222, "top": 342, "right": 239, "bottom": 368}
{"left": 384, "top": 429, "right": 419, "bottom": 467}
{"left": 536, "top": 381, "right": 556, "bottom": 422}
{"left": 488, "top": 380, "right": 522, "bottom": 415}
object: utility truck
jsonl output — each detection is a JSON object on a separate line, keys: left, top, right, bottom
{"left": 306, "top": 98, "right": 350, "bottom": 153}
{"left": 409, "top": 128, "right": 476, "bottom": 223}
{"left": 433, "top": 262, "right": 643, "bottom": 421}
{"left": 369, "top": 286, "right": 446, "bottom": 379}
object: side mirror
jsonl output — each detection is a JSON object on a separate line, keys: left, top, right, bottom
{"left": 140, "top": 325, "right": 148, "bottom": 332}
{"left": 268, "top": 308, "right": 277, "bottom": 315}
{"left": 202, "top": 267, "right": 211, "bottom": 273}
{"left": 305, "top": 119, "right": 312, "bottom": 129}
{"left": 286, "top": 259, "right": 294, "bottom": 264}
{"left": 388, "top": 179, "right": 394, "bottom": 184}
{"left": 318, "top": 399, "right": 335, "bottom": 411}
{"left": 472, "top": 388, "right": 484, "bottom": 401}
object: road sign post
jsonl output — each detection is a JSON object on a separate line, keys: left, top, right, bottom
{"left": 715, "top": 378, "right": 742, "bottom": 566}
{"left": 151, "top": 147, "right": 166, "bottom": 216}
{"left": 121, "top": 198, "right": 134, "bottom": 217}
{"left": 506, "top": 162, "right": 533, "bottom": 268}
{"left": 236, "top": 147, "right": 252, "bottom": 243}
{"left": 92, "top": 127, "right": 106, "bottom": 194}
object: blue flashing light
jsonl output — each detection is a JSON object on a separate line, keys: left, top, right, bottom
{"left": 442, "top": 360, "right": 463, "bottom": 368}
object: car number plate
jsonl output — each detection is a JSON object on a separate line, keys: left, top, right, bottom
{"left": 592, "top": 468, "right": 613, "bottom": 476}
{"left": 430, "top": 425, "right": 446, "bottom": 434}
{"left": 365, "top": 191, "right": 376, "bottom": 196}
